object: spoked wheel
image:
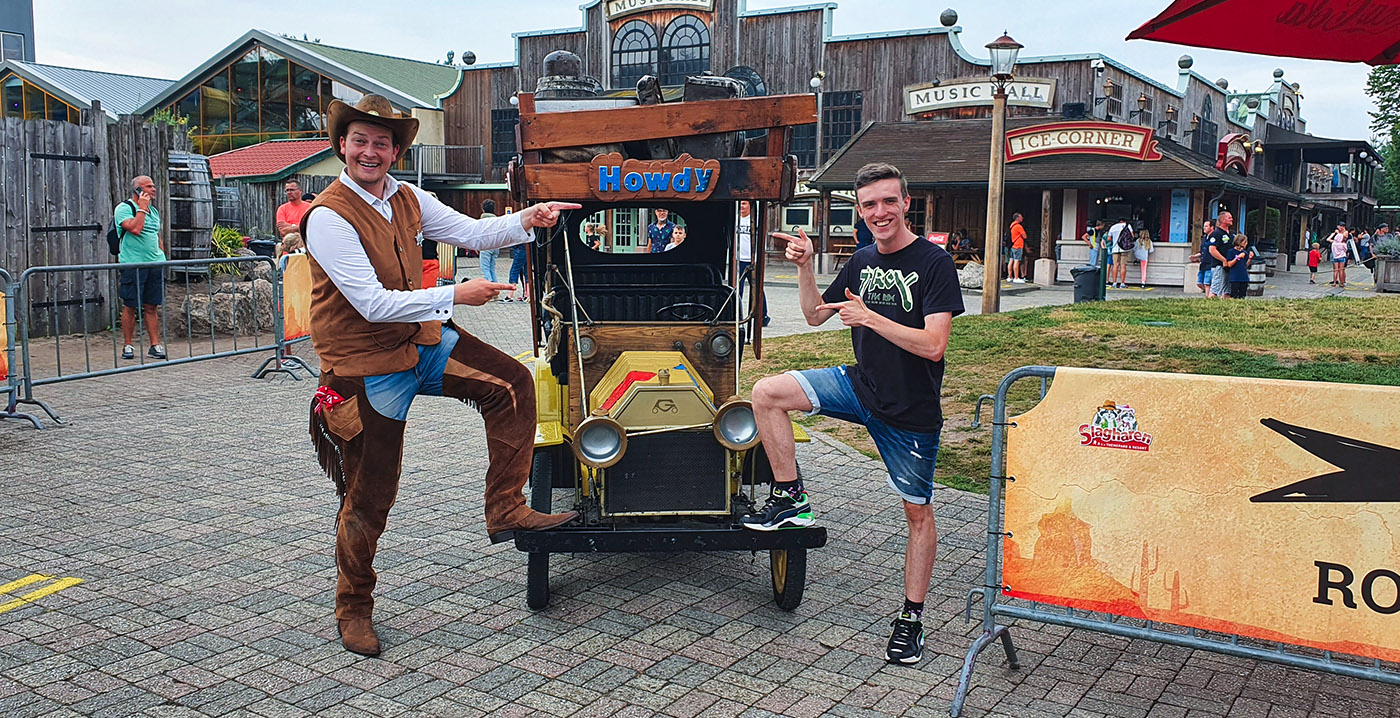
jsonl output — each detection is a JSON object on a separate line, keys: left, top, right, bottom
{"left": 770, "top": 547, "right": 807, "bottom": 611}
{"left": 526, "top": 448, "right": 554, "bottom": 610}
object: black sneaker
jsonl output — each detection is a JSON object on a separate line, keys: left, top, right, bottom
{"left": 886, "top": 613, "right": 924, "bottom": 664}
{"left": 739, "top": 489, "right": 813, "bottom": 531}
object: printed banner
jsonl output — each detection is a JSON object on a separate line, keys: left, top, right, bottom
{"left": 1005, "top": 368, "right": 1400, "bottom": 663}
{"left": 282, "top": 254, "right": 312, "bottom": 342}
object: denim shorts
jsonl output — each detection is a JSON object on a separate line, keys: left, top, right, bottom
{"left": 787, "top": 366, "right": 940, "bottom": 504}
{"left": 1209, "top": 266, "right": 1226, "bottom": 296}
{"left": 1008, "top": 247, "right": 1024, "bottom": 261}
{"left": 1197, "top": 267, "right": 1211, "bottom": 285}
{"left": 363, "top": 325, "right": 462, "bottom": 421}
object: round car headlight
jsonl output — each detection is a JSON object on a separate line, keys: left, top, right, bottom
{"left": 577, "top": 332, "right": 598, "bottom": 361}
{"left": 708, "top": 330, "right": 735, "bottom": 358}
{"left": 573, "top": 415, "right": 627, "bottom": 468}
{"left": 713, "top": 398, "right": 759, "bottom": 450}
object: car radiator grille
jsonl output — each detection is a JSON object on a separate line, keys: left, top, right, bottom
{"left": 603, "top": 431, "right": 728, "bottom": 515}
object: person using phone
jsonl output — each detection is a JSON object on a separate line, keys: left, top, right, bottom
{"left": 115, "top": 176, "right": 167, "bottom": 360}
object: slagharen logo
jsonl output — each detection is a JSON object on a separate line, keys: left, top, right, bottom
{"left": 857, "top": 266, "right": 919, "bottom": 311}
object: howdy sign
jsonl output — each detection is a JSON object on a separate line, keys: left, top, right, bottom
{"left": 590, "top": 153, "right": 721, "bottom": 201}
{"left": 1005, "top": 368, "right": 1400, "bottom": 663}
{"left": 904, "top": 76, "right": 1056, "bottom": 114}
{"left": 1005, "top": 122, "right": 1163, "bottom": 162}
{"left": 604, "top": 0, "right": 713, "bottom": 20}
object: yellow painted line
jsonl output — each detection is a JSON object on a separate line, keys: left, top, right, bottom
{"left": 0, "top": 576, "right": 83, "bottom": 615}
{"left": 0, "top": 573, "right": 52, "bottom": 595}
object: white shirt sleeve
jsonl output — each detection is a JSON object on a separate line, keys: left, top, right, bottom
{"left": 304, "top": 206, "right": 456, "bottom": 324}
{"left": 409, "top": 184, "right": 531, "bottom": 251}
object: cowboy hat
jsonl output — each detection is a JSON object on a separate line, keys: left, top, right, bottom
{"left": 326, "top": 94, "right": 419, "bottom": 162}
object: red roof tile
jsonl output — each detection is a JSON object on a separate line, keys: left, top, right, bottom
{"left": 209, "top": 138, "right": 333, "bottom": 179}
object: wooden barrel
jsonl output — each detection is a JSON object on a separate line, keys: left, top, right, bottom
{"left": 214, "top": 185, "right": 241, "bottom": 228}
{"left": 1262, "top": 250, "right": 1278, "bottom": 277}
{"left": 167, "top": 151, "right": 214, "bottom": 266}
{"left": 1247, "top": 259, "right": 1266, "bottom": 296}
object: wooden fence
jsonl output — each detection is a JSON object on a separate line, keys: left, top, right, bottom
{"left": 0, "top": 100, "right": 191, "bottom": 336}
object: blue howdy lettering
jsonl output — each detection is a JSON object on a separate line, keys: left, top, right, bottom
{"left": 594, "top": 163, "right": 719, "bottom": 195}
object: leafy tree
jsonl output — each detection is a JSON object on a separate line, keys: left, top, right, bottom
{"left": 1365, "top": 65, "right": 1400, "bottom": 138}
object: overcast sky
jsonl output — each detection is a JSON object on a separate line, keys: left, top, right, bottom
{"left": 33, "top": 0, "right": 1376, "bottom": 141}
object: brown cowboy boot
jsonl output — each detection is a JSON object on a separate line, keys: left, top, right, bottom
{"left": 337, "top": 617, "right": 381, "bottom": 656}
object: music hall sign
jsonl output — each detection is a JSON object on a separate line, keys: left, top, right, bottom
{"left": 1004, "top": 122, "right": 1164, "bottom": 162}
{"left": 904, "top": 76, "right": 1056, "bottom": 115}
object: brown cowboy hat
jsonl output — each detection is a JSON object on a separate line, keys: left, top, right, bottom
{"left": 326, "top": 94, "right": 419, "bottom": 162}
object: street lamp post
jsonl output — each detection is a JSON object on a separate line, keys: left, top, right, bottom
{"left": 981, "top": 33, "right": 1022, "bottom": 315}
{"left": 810, "top": 70, "right": 825, "bottom": 272}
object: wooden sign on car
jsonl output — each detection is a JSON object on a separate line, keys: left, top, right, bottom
{"left": 590, "top": 153, "right": 722, "bottom": 202}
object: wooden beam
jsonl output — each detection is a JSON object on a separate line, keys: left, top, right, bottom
{"left": 1040, "top": 189, "right": 1053, "bottom": 259}
{"left": 518, "top": 93, "right": 817, "bottom": 152}
{"left": 521, "top": 157, "right": 790, "bottom": 202}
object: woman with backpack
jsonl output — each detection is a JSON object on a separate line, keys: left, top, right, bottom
{"left": 1108, "top": 218, "right": 1134, "bottom": 289}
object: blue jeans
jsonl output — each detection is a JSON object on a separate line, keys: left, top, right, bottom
{"left": 479, "top": 248, "right": 499, "bottom": 283}
{"left": 362, "top": 326, "right": 462, "bottom": 421}
{"left": 508, "top": 245, "right": 527, "bottom": 284}
{"left": 787, "top": 366, "right": 941, "bottom": 504}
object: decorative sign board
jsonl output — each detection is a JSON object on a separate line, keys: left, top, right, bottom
{"left": 1005, "top": 122, "right": 1164, "bottom": 162}
{"left": 605, "top": 0, "right": 714, "bottom": 20}
{"left": 904, "top": 76, "right": 1056, "bottom": 115}
{"left": 590, "top": 153, "right": 721, "bottom": 201}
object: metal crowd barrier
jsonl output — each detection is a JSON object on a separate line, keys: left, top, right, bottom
{"left": 950, "top": 366, "right": 1400, "bottom": 716}
{"left": 2, "top": 268, "right": 44, "bottom": 428}
{"left": 6, "top": 256, "right": 314, "bottom": 429}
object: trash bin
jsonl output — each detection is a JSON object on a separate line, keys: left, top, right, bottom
{"left": 247, "top": 239, "right": 277, "bottom": 258}
{"left": 1071, "top": 264, "right": 1101, "bottom": 303}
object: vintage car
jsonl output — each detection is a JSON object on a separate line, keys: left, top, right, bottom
{"left": 507, "top": 71, "right": 826, "bottom": 611}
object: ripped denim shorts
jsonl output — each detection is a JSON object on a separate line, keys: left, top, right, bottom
{"left": 787, "top": 366, "right": 941, "bottom": 504}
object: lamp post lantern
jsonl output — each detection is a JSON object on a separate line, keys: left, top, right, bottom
{"left": 981, "top": 32, "right": 1022, "bottom": 315}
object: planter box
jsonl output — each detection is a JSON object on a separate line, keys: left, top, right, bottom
{"left": 1376, "top": 256, "right": 1400, "bottom": 293}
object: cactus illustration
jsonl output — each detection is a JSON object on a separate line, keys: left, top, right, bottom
{"left": 1129, "top": 541, "right": 1160, "bottom": 599}
{"left": 1164, "top": 570, "right": 1190, "bottom": 612}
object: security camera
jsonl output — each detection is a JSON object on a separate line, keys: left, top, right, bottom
{"left": 1091, "top": 58, "right": 1106, "bottom": 73}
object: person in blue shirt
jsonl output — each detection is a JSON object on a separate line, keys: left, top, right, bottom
{"left": 1223, "top": 233, "right": 1256, "bottom": 299}
{"left": 647, "top": 208, "right": 676, "bottom": 253}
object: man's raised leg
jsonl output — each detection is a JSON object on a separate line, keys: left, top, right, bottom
{"left": 438, "top": 329, "right": 576, "bottom": 540}
{"left": 743, "top": 373, "right": 815, "bottom": 531}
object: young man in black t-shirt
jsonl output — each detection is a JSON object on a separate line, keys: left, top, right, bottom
{"left": 744, "top": 163, "right": 964, "bottom": 665}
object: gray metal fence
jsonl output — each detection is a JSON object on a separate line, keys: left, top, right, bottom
{"left": 5, "top": 256, "right": 314, "bottom": 429}
{"left": 950, "top": 365, "right": 1400, "bottom": 716}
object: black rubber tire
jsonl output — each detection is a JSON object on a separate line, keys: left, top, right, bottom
{"left": 770, "top": 547, "right": 807, "bottom": 611}
{"left": 526, "top": 449, "right": 551, "bottom": 610}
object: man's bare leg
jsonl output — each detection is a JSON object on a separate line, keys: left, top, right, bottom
{"left": 902, "top": 501, "right": 938, "bottom": 603}
{"left": 751, "top": 374, "right": 812, "bottom": 484}
{"left": 121, "top": 306, "right": 136, "bottom": 346}
{"left": 142, "top": 305, "right": 161, "bottom": 349}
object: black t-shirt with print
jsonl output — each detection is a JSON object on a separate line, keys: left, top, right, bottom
{"left": 1201, "top": 227, "right": 1231, "bottom": 269}
{"left": 822, "top": 239, "right": 965, "bottom": 433}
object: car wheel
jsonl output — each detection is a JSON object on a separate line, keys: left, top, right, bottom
{"left": 527, "top": 448, "right": 552, "bottom": 610}
{"left": 770, "top": 547, "right": 806, "bottom": 611}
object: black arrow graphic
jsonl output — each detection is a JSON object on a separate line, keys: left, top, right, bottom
{"left": 1250, "top": 418, "right": 1400, "bottom": 503}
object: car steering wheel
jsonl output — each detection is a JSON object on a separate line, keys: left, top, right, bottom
{"left": 657, "top": 302, "right": 717, "bottom": 322}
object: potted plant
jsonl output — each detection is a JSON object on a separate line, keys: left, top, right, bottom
{"left": 1374, "top": 236, "right": 1400, "bottom": 292}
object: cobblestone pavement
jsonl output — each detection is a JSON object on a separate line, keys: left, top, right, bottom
{"left": 3, "top": 265, "right": 1399, "bottom": 718}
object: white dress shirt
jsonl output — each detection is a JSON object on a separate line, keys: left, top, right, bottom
{"left": 305, "top": 170, "right": 531, "bottom": 323}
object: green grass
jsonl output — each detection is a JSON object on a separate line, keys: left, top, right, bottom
{"left": 742, "top": 296, "right": 1400, "bottom": 494}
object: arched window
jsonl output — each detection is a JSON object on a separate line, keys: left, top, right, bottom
{"left": 612, "top": 20, "right": 658, "bottom": 90}
{"left": 722, "top": 66, "right": 766, "bottom": 97}
{"left": 660, "top": 16, "right": 710, "bottom": 85}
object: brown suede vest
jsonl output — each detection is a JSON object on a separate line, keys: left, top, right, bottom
{"left": 302, "top": 179, "right": 442, "bottom": 377}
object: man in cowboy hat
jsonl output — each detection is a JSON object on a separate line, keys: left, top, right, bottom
{"left": 302, "top": 94, "right": 581, "bottom": 656}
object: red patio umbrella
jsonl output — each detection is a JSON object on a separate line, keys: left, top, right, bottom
{"left": 1127, "top": 0, "right": 1400, "bottom": 65}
